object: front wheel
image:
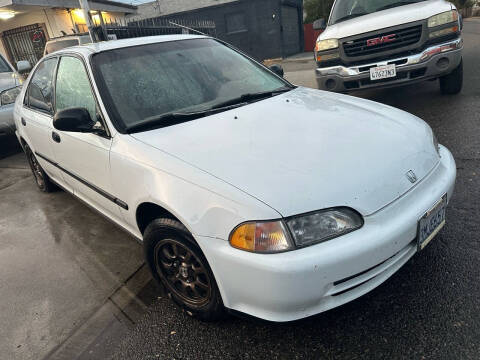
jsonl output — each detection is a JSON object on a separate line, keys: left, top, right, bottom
{"left": 440, "top": 59, "right": 463, "bottom": 95}
{"left": 144, "top": 218, "right": 225, "bottom": 321}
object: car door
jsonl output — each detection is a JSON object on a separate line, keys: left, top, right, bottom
{"left": 51, "top": 55, "right": 124, "bottom": 222}
{"left": 20, "top": 57, "right": 66, "bottom": 186}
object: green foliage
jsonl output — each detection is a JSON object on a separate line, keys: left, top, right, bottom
{"left": 304, "top": 0, "right": 335, "bottom": 24}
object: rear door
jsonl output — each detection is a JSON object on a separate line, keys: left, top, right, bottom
{"left": 20, "top": 57, "right": 65, "bottom": 185}
{"left": 51, "top": 55, "right": 124, "bottom": 222}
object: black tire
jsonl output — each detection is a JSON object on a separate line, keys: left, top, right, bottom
{"left": 143, "top": 218, "right": 225, "bottom": 321}
{"left": 24, "top": 144, "right": 56, "bottom": 193}
{"left": 440, "top": 59, "right": 463, "bottom": 95}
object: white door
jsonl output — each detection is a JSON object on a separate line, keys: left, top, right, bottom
{"left": 20, "top": 57, "right": 65, "bottom": 185}
{"left": 51, "top": 55, "right": 124, "bottom": 222}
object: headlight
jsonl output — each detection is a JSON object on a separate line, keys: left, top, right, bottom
{"left": 428, "top": 10, "right": 458, "bottom": 28}
{"left": 1, "top": 86, "right": 22, "bottom": 106}
{"left": 229, "top": 221, "right": 292, "bottom": 253}
{"left": 286, "top": 208, "right": 363, "bottom": 248}
{"left": 315, "top": 39, "right": 339, "bottom": 52}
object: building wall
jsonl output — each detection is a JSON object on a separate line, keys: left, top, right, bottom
{"left": 0, "top": 9, "right": 126, "bottom": 63}
{"left": 130, "top": 0, "right": 237, "bottom": 20}
{"left": 148, "top": 0, "right": 303, "bottom": 60}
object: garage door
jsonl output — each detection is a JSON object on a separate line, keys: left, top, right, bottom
{"left": 281, "top": 5, "right": 300, "bottom": 56}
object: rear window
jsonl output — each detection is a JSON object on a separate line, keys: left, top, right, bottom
{"left": 45, "top": 39, "right": 79, "bottom": 55}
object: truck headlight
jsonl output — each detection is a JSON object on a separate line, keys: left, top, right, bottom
{"left": 1, "top": 86, "right": 22, "bottom": 106}
{"left": 286, "top": 208, "right": 363, "bottom": 248}
{"left": 428, "top": 10, "right": 458, "bottom": 28}
{"left": 315, "top": 39, "right": 339, "bottom": 52}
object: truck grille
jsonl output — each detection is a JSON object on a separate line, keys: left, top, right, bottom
{"left": 343, "top": 25, "right": 423, "bottom": 57}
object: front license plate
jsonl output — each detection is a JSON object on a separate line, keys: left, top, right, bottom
{"left": 370, "top": 64, "right": 396, "bottom": 81}
{"left": 417, "top": 195, "right": 447, "bottom": 251}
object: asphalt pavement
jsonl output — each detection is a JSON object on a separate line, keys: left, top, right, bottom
{"left": 0, "top": 18, "right": 479, "bottom": 360}
{"left": 104, "top": 18, "right": 480, "bottom": 360}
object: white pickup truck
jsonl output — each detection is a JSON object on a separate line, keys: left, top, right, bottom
{"left": 314, "top": 0, "right": 463, "bottom": 94}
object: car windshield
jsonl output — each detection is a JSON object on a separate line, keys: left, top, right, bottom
{"left": 91, "top": 38, "right": 290, "bottom": 132}
{"left": 330, "top": 0, "right": 428, "bottom": 25}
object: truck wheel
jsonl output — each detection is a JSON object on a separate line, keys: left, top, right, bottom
{"left": 143, "top": 218, "right": 225, "bottom": 321}
{"left": 24, "top": 144, "right": 56, "bottom": 193}
{"left": 440, "top": 59, "right": 463, "bottom": 95}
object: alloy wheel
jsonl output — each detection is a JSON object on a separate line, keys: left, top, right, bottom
{"left": 154, "top": 239, "right": 212, "bottom": 306}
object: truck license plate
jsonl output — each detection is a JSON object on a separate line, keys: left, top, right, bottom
{"left": 417, "top": 195, "right": 447, "bottom": 251}
{"left": 370, "top": 64, "right": 396, "bottom": 81}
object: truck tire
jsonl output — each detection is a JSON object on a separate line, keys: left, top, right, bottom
{"left": 440, "top": 59, "right": 463, "bottom": 95}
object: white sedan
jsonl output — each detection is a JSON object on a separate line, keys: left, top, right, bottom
{"left": 14, "top": 35, "right": 456, "bottom": 322}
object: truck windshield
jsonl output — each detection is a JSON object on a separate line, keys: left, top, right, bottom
{"left": 330, "top": 0, "right": 428, "bottom": 25}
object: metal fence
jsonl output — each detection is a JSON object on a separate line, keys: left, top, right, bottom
{"left": 92, "top": 17, "right": 217, "bottom": 41}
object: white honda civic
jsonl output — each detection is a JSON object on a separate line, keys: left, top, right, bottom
{"left": 14, "top": 35, "right": 456, "bottom": 322}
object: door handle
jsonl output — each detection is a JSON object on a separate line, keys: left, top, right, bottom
{"left": 52, "top": 131, "right": 61, "bottom": 143}
{"left": 21, "top": 117, "right": 26, "bottom": 126}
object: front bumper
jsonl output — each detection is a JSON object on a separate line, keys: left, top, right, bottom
{"left": 316, "top": 38, "right": 463, "bottom": 92}
{"left": 0, "top": 103, "right": 15, "bottom": 137}
{"left": 197, "top": 145, "right": 456, "bottom": 322}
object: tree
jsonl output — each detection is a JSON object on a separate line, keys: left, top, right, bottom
{"left": 304, "top": 0, "right": 335, "bottom": 24}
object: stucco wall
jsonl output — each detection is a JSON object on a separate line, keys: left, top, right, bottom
{"left": 129, "top": 0, "right": 237, "bottom": 19}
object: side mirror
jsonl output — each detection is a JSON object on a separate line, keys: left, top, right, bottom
{"left": 313, "top": 18, "right": 327, "bottom": 31}
{"left": 53, "top": 108, "right": 95, "bottom": 133}
{"left": 269, "top": 64, "right": 284, "bottom": 77}
{"left": 17, "top": 60, "right": 31, "bottom": 74}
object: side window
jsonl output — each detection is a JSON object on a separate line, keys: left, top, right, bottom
{"left": 55, "top": 56, "right": 97, "bottom": 122}
{"left": 27, "top": 58, "right": 57, "bottom": 113}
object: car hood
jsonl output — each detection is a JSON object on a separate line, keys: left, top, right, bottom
{"left": 131, "top": 87, "right": 439, "bottom": 217}
{"left": 320, "top": 0, "right": 453, "bottom": 41}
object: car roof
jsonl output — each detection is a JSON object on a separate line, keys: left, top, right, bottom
{"left": 54, "top": 34, "right": 208, "bottom": 56}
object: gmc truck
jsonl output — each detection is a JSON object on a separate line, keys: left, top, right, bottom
{"left": 314, "top": 0, "right": 463, "bottom": 94}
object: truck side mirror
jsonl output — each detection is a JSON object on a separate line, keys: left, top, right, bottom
{"left": 313, "top": 18, "right": 327, "bottom": 31}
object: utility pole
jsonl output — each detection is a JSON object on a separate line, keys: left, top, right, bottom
{"left": 78, "top": 0, "right": 96, "bottom": 42}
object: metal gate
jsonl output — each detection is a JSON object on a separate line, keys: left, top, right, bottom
{"left": 2, "top": 24, "right": 48, "bottom": 67}
{"left": 281, "top": 5, "right": 301, "bottom": 56}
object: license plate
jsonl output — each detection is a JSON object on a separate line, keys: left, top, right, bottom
{"left": 417, "top": 195, "right": 447, "bottom": 251}
{"left": 370, "top": 64, "right": 396, "bottom": 81}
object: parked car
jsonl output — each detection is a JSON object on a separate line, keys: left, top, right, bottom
{"left": 15, "top": 35, "right": 456, "bottom": 322}
{"left": 314, "top": 0, "right": 463, "bottom": 94}
{"left": 43, "top": 34, "right": 92, "bottom": 56}
{"left": 0, "top": 55, "right": 30, "bottom": 138}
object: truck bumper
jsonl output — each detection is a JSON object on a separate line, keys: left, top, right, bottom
{"left": 316, "top": 38, "right": 463, "bottom": 92}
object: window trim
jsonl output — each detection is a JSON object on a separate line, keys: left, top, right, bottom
{"left": 53, "top": 52, "right": 111, "bottom": 139}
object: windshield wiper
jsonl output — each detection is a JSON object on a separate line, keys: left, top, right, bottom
{"left": 126, "top": 87, "right": 295, "bottom": 133}
{"left": 126, "top": 111, "right": 208, "bottom": 133}
{"left": 210, "top": 86, "right": 294, "bottom": 110}
{"left": 334, "top": 12, "right": 369, "bottom": 24}
{"left": 376, "top": 1, "right": 420, "bottom": 12}
{"left": 126, "top": 102, "right": 249, "bottom": 133}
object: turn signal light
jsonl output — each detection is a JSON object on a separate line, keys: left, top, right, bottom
{"left": 229, "top": 221, "right": 292, "bottom": 253}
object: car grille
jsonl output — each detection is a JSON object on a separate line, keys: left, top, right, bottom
{"left": 343, "top": 25, "right": 423, "bottom": 58}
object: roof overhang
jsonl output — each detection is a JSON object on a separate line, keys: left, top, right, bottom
{"left": 0, "top": 0, "right": 137, "bottom": 13}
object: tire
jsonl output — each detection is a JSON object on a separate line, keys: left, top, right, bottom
{"left": 24, "top": 144, "right": 56, "bottom": 193}
{"left": 440, "top": 59, "right": 463, "bottom": 95}
{"left": 143, "top": 218, "right": 225, "bottom": 321}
